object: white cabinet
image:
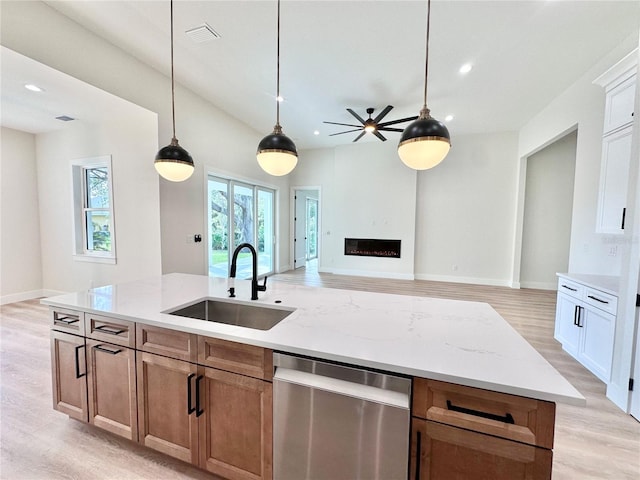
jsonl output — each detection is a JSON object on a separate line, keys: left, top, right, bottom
{"left": 554, "top": 276, "right": 617, "bottom": 383}
{"left": 593, "top": 50, "right": 637, "bottom": 234}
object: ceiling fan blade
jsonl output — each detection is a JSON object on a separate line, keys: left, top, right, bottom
{"left": 352, "top": 131, "right": 367, "bottom": 142}
{"left": 378, "top": 115, "right": 419, "bottom": 127}
{"left": 373, "top": 131, "right": 387, "bottom": 142}
{"left": 329, "top": 128, "right": 364, "bottom": 136}
{"left": 378, "top": 127, "right": 404, "bottom": 132}
{"left": 373, "top": 105, "right": 394, "bottom": 123}
{"left": 347, "top": 108, "right": 366, "bottom": 124}
{"left": 323, "top": 121, "right": 362, "bottom": 128}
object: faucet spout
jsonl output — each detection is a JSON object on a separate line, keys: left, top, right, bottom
{"left": 229, "top": 242, "right": 265, "bottom": 300}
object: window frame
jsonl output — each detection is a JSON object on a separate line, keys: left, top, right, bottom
{"left": 71, "top": 155, "right": 117, "bottom": 264}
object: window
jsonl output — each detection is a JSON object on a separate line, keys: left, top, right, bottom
{"left": 71, "top": 156, "right": 116, "bottom": 263}
{"left": 208, "top": 175, "right": 275, "bottom": 278}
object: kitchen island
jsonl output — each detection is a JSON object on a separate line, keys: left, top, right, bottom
{"left": 44, "top": 273, "right": 584, "bottom": 480}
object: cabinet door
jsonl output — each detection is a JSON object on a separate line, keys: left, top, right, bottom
{"left": 50, "top": 330, "right": 88, "bottom": 421}
{"left": 603, "top": 74, "right": 636, "bottom": 134}
{"left": 198, "top": 366, "right": 273, "bottom": 480}
{"left": 410, "top": 418, "right": 552, "bottom": 480}
{"left": 86, "top": 339, "right": 137, "bottom": 441}
{"left": 554, "top": 293, "right": 581, "bottom": 357}
{"left": 579, "top": 307, "right": 615, "bottom": 382}
{"left": 596, "top": 126, "right": 632, "bottom": 234}
{"left": 137, "top": 351, "right": 198, "bottom": 464}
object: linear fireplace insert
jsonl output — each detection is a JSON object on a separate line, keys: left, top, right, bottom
{"left": 344, "top": 238, "right": 401, "bottom": 258}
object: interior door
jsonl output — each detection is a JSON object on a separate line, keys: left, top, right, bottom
{"left": 294, "top": 192, "right": 306, "bottom": 269}
{"left": 630, "top": 268, "right": 640, "bottom": 421}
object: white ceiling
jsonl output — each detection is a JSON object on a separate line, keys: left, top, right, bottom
{"left": 3, "top": 1, "right": 639, "bottom": 149}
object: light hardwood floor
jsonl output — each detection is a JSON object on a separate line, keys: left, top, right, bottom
{"left": 1, "top": 270, "right": 639, "bottom": 479}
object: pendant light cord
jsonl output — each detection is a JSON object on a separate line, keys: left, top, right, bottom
{"left": 422, "top": 0, "right": 431, "bottom": 114}
{"left": 275, "top": 0, "right": 281, "bottom": 128}
{"left": 170, "top": 0, "right": 177, "bottom": 141}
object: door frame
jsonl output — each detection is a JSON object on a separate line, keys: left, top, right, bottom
{"left": 290, "top": 186, "right": 321, "bottom": 272}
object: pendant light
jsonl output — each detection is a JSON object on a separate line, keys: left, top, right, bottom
{"left": 155, "top": 0, "right": 194, "bottom": 182}
{"left": 257, "top": 0, "right": 298, "bottom": 176}
{"left": 398, "top": 0, "right": 450, "bottom": 170}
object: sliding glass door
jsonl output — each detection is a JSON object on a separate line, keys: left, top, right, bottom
{"left": 208, "top": 175, "right": 275, "bottom": 278}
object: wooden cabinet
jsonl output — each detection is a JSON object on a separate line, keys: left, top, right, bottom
{"left": 86, "top": 338, "right": 137, "bottom": 441}
{"left": 50, "top": 329, "right": 88, "bottom": 421}
{"left": 198, "top": 366, "right": 273, "bottom": 480}
{"left": 554, "top": 276, "right": 617, "bottom": 383}
{"left": 410, "top": 379, "right": 555, "bottom": 480}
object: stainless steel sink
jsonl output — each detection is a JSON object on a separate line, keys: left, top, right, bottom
{"left": 167, "top": 299, "right": 294, "bottom": 330}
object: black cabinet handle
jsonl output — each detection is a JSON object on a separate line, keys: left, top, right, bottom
{"left": 56, "top": 315, "right": 79, "bottom": 325}
{"left": 587, "top": 295, "right": 609, "bottom": 305}
{"left": 621, "top": 208, "right": 626, "bottom": 230}
{"left": 446, "top": 400, "right": 514, "bottom": 424}
{"left": 415, "top": 430, "right": 422, "bottom": 480}
{"left": 94, "top": 325, "right": 126, "bottom": 336}
{"left": 74, "top": 345, "right": 86, "bottom": 379}
{"left": 573, "top": 305, "right": 578, "bottom": 326}
{"left": 93, "top": 344, "right": 121, "bottom": 355}
{"left": 187, "top": 373, "right": 196, "bottom": 415}
{"left": 195, "top": 375, "right": 204, "bottom": 417}
{"left": 576, "top": 306, "right": 584, "bottom": 328}
{"left": 562, "top": 284, "right": 577, "bottom": 292}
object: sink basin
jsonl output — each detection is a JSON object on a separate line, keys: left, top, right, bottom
{"left": 167, "top": 299, "right": 294, "bottom": 330}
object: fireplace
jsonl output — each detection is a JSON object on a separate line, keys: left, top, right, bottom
{"left": 344, "top": 238, "right": 401, "bottom": 258}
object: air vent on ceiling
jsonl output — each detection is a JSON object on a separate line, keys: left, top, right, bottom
{"left": 185, "top": 23, "right": 221, "bottom": 43}
{"left": 56, "top": 115, "right": 75, "bottom": 122}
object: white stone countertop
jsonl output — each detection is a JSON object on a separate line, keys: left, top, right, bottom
{"left": 42, "top": 273, "right": 585, "bottom": 406}
{"left": 556, "top": 273, "right": 619, "bottom": 296}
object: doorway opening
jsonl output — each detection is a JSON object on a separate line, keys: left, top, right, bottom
{"left": 292, "top": 188, "right": 320, "bottom": 273}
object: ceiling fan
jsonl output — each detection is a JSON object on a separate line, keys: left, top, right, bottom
{"left": 323, "top": 105, "right": 418, "bottom": 142}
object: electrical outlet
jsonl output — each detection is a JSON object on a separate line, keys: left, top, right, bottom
{"left": 608, "top": 246, "right": 617, "bottom": 257}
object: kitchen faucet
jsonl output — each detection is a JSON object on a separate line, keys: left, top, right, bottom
{"left": 228, "top": 242, "right": 267, "bottom": 300}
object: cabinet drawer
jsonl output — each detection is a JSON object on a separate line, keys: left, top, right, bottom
{"left": 583, "top": 287, "right": 617, "bottom": 315}
{"left": 85, "top": 314, "right": 135, "bottom": 348}
{"left": 556, "top": 278, "right": 583, "bottom": 299}
{"left": 136, "top": 324, "right": 197, "bottom": 363}
{"left": 198, "top": 336, "right": 273, "bottom": 380}
{"left": 51, "top": 308, "right": 85, "bottom": 335}
{"left": 413, "top": 379, "right": 555, "bottom": 449}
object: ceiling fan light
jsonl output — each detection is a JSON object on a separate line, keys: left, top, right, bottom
{"left": 155, "top": 139, "right": 195, "bottom": 181}
{"left": 364, "top": 124, "right": 376, "bottom": 133}
{"left": 257, "top": 128, "right": 298, "bottom": 176}
{"left": 398, "top": 116, "right": 450, "bottom": 170}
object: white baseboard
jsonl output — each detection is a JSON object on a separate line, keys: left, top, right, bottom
{"left": 42, "top": 289, "right": 67, "bottom": 298}
{"left": 331, "top": 268, "right": 415, "bottom": 281}
{"left": 519, "top": 281, "right": 557, "bottom": 291}
{"left": 414, "top": 273, "right": 512, "bottom": 287}
{"left": 1, "top": 289, "right": 45, "bottom": 305}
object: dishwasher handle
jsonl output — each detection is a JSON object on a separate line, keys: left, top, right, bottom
{"left": 274, "top": 367, "right": 409, "bottom": 409}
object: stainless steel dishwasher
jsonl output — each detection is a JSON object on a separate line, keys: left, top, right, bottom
{"left": 273, "top": 353, "right": 411, "bottom": 480}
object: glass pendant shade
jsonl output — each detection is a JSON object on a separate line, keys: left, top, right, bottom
{"left": 155, "top": 138, "right": 194, "bottom": 182}
{"left": 398, "top": 113, "right": 450, "bottom": 170}
{"left": 257, "top": 125, "right": 298, "bottom": 176}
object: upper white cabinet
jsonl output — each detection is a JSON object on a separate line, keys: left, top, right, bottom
{"left": 594, "top": 50, "right": 637, "bottom": 234}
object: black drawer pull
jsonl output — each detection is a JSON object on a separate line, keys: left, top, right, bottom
{"left": 93, "top": 344, "right": 122, "bottom": 355}
{"left": 187, "top": 373, "right": 196, "bottom": 415}
{"left": 195, "top": 375, "right": 204, "bottom": 417}
{"left": 573, "top": 305, "right": 579, "bottom": 326}
{"left": 415, "top": 430, "right": 422, "bottom": 480}
{"left": 56, "top": 315, "right": 79, "bottom": 325}
{"left": 74, "top": 345, "right": 86, "bottom": 379}
{"left": 446, "top": 400, "right": 514, "bottom": 424}
{"left": 587, "top": 295, "right": 609, "bottom": 305}
{"left": 621, "top": 207, "right": 626, "bottom": 230}
{"left": 561, "top": 284, "right": 577, "bottom": 292}
{"left": 94, "top": 325, "right": 126, "bottom": 335}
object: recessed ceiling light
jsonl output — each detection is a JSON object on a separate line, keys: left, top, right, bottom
{"left": 276, "top": 95, "right": 284, "bottom": 102}
{"left": 459, "top": 63, "right": 473, "bottom": 74}
{"left": 24, "top": 84, "right": 44, "bottom": 92}
{"left": 444, "top": 115, "right": 454, "bottom": 122}
{"left": 313, "top": 130, "right": 320, "bottom": 136}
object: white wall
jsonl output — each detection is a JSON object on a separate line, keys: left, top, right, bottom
{"left": 294, "top": 141, "right": 416, "bottom": 279}
{"left": 518, "top": 33, "right": 639, "bottom": 277}
{"left": 414, "top": 132, "right": 520, "bottom": 286}
{"left": 1, "top": 0, "right": 292, "bottom": 279}
{"left": 520, "top": 130, "right": 577, "bottom": 289}
{"left": 35, "top": 110, "right": 162, "bottom": 293}
{"left": 0, "top": 128, "right": 43, "bottom": 303}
